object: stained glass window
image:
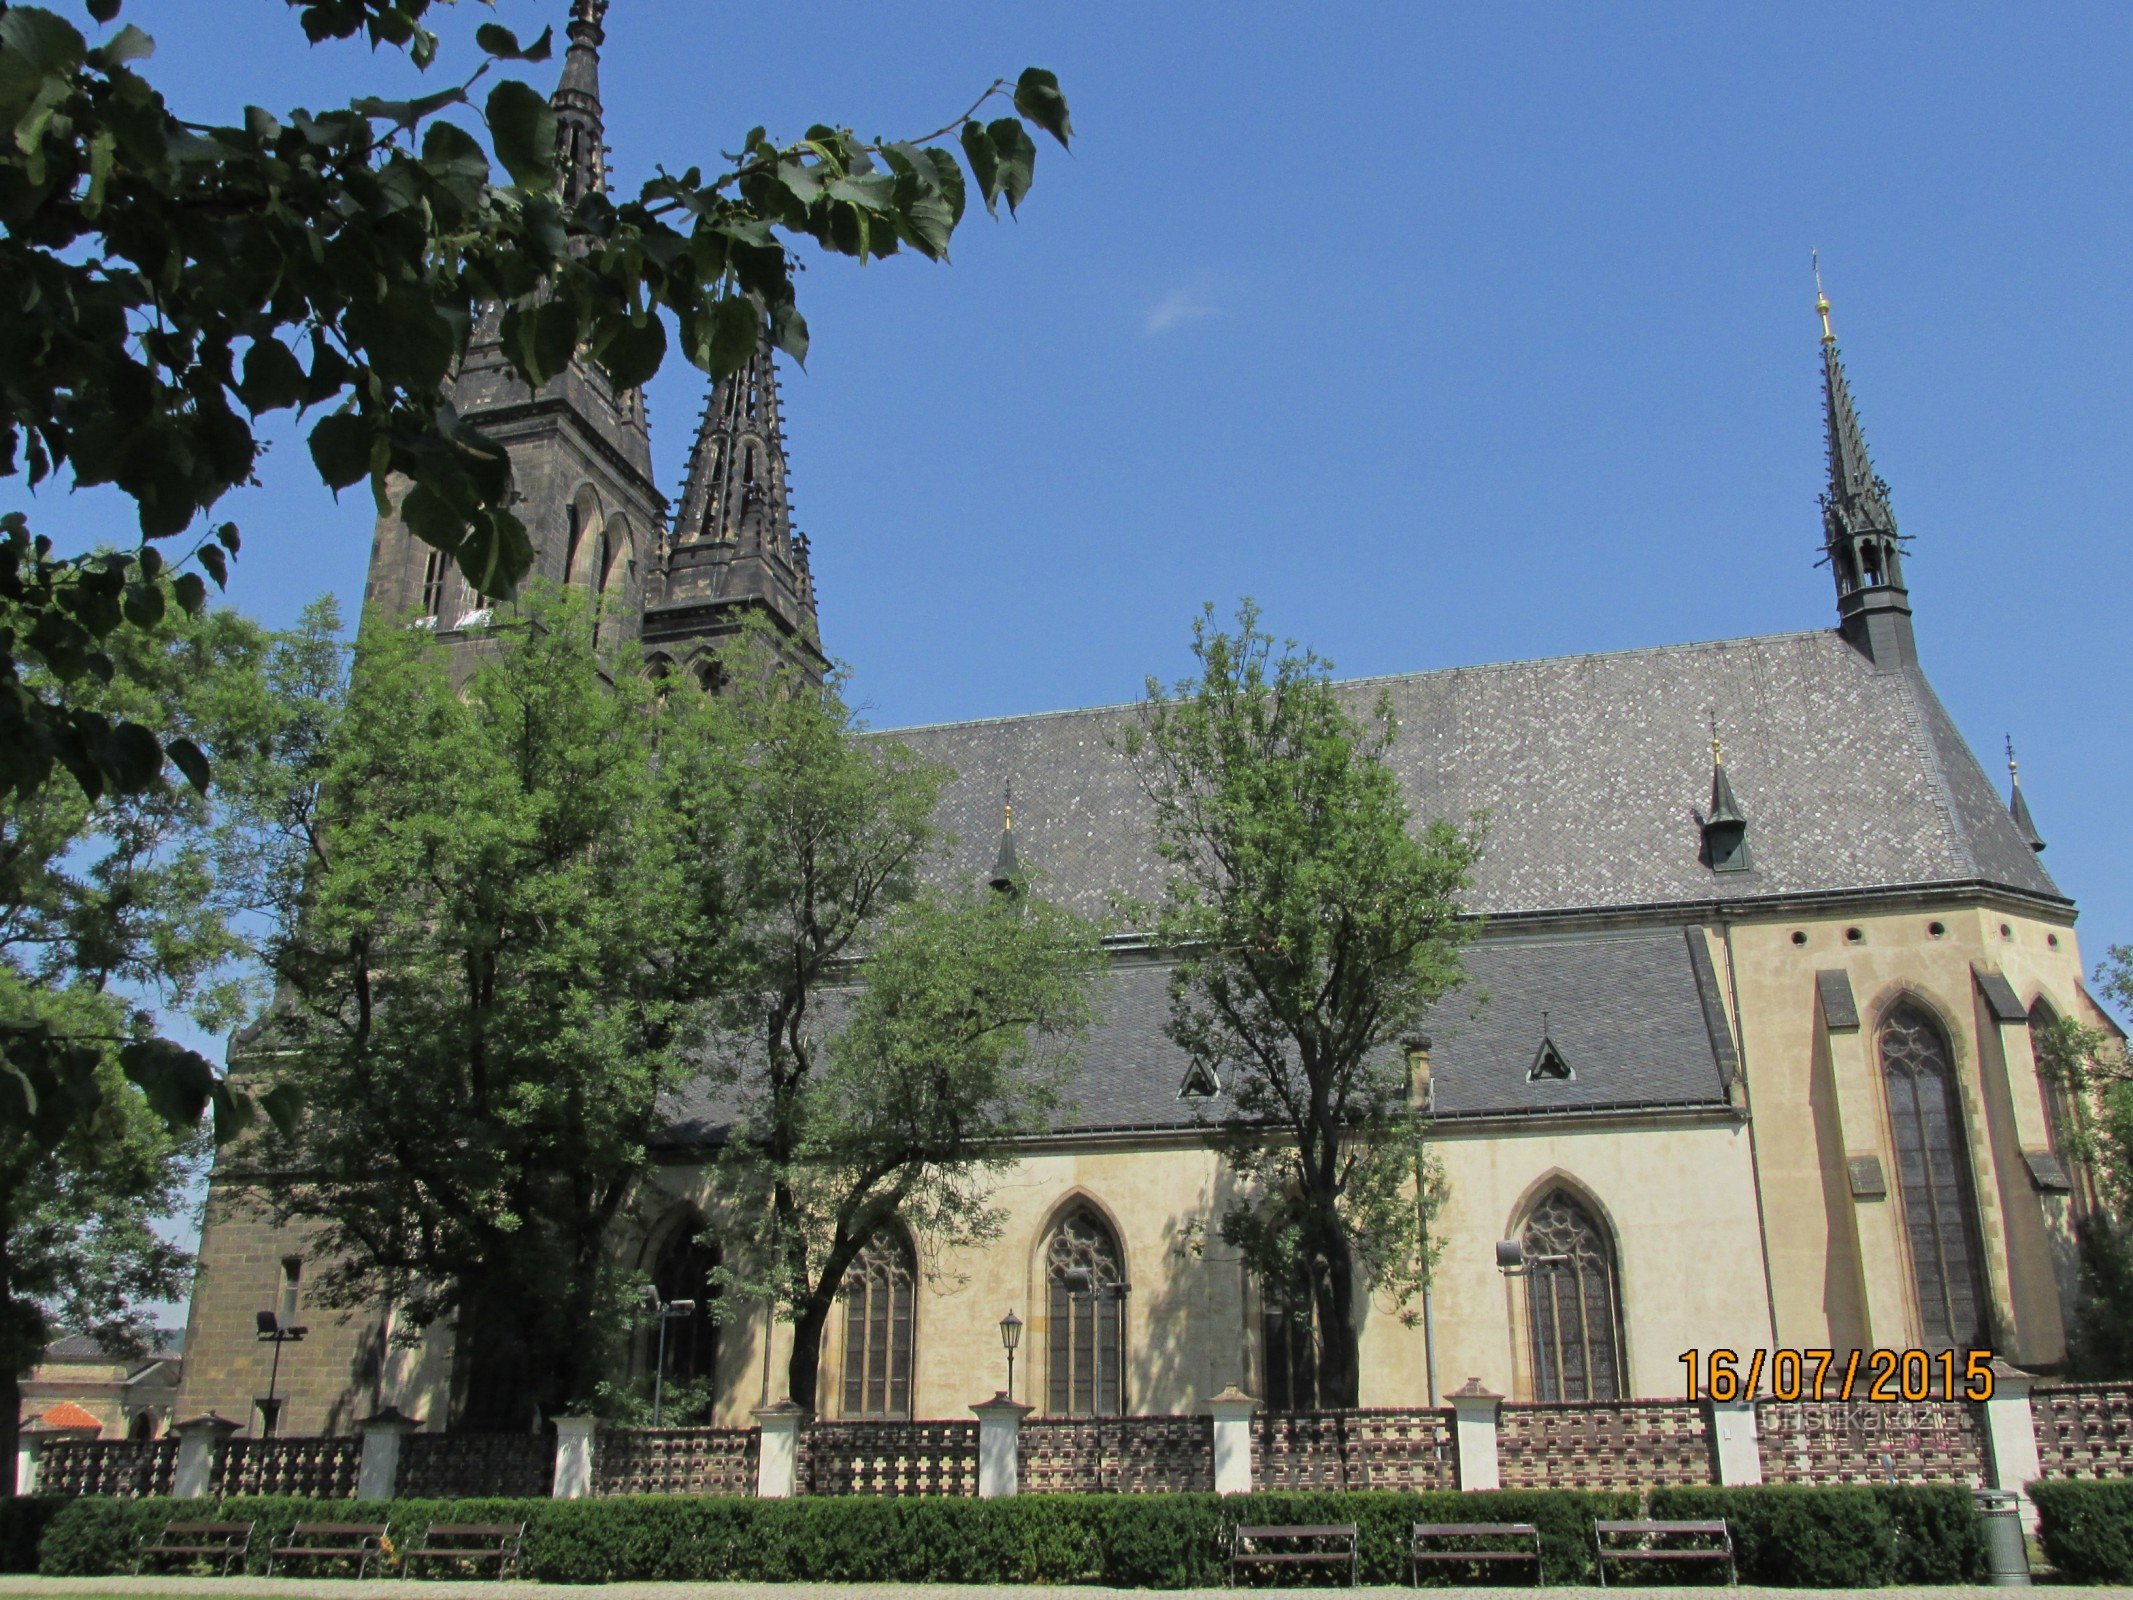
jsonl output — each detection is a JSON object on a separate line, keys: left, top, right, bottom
{"left": 840, "top": 1229, "right": 916, "bottom": 1418}
{"left": 1522, "top": 1189, "right": 1624, "bottom": 1401}
{"left": 1045, "top": 1207, "right": 1125, "bottom": 1415}
{"left": 1880, "top": 1002, "right": 1988, "bottom": 1349}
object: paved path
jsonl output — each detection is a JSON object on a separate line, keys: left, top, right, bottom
{"left": 0, "top": 1582, "right": 2120, "bottom": 1599}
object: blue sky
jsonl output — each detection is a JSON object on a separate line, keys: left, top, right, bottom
{"left": 43, "top": 3, "right": 2133, "bottom": 988}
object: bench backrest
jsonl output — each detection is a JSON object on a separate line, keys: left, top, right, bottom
{"left": 287, "top": 1523, "right": 389, "bottom": 1538}
{"left": 423, "top": 1523, "right": 525, "bottom": 1541}
{"left": 1235, "top": 1524, "right": 1358, "bottom": 1539}
{"left": 1414, "top": 1522, "right": 1539, "bottom": 1538}
{"left": 158, "top": 1522, "right": 252, "bottom": 1539}
{"left": 1596, "top": 1519, "right": 1728, "bottom": 1536}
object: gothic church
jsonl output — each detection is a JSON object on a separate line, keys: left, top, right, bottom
{"left": 175, "top": 2, "right": 2107, "bottom": 1433}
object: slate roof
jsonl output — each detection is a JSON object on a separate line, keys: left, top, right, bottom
{"left": 884, "top": 631, "right": 2062, "bottom": 923}
{"left": 42, "top": 1331, "right": 183, "bottom": 1367}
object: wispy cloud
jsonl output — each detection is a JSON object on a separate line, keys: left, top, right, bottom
{"left": 1144, "top": 279, "right": 1222, "bottom": 335}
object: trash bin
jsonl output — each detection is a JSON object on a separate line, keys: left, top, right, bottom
{"left": 1974, "top": 1488, "right": 2030, "bottom": 1587}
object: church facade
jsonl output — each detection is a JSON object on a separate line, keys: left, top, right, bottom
{"left": 174, "top": 2, "right": 2106, "bottom": 1436}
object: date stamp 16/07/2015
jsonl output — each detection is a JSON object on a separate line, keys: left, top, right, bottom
{"left": 1678, "top": 1348, "right": 1997, "bottom": 1404}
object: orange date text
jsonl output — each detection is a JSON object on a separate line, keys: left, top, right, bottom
{"left": 1677, "top": 1348, "right": 1995, "bottom": 1403}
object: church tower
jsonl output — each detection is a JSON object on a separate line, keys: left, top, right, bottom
{"left": 1816, "top": 277, "right": 1916, "bottom": 669}
{"left": 359, "top": 0, "right": 664, "bottom": 649}
{"left": 643, "top": 326, "right": 822, "bottom": 680}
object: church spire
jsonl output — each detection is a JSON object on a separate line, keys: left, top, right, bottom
{"left": 551, "top": 0, "right": 608, "bottom": 207}
{"left": 1815, "top": 260, "right": 1915, "bottom": 669}
{"left": 988, "top": 780, "right": 1022, "bottom": 894}
{"left": 1701, "top": 721, "right": 1753, "bottom": 873}
{"left": 641, "top": 317, "right": 822, "bottom": 670}
{"left": 2006, "top": 737, "right": 2047, "bottom": 853}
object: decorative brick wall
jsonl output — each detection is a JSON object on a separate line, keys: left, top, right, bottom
{"left": 1018, "top": 1415, "right": 1212, "bottom": 1494}
{"left": 212, "top": 1435, "right": 360, "bottom": 1498}
{"left": 2032, "top": 1382, "right": 2133, "bottom": 1480}
{"left": 1255, "top": 1409, "right": 1454, "bottom": 1492}
{"left": 399, "top": 1431, "right": 554, "bottom": 1499}
{"left": 594, "top": 1426, "right": 759, "bottom": 1497}
{"left": 38, "top": 1438, "right": 176, "bottom": 1498}
{"left": 801, "top": 1420, "right": 978, "bottom": 1497}
{"left": 1498, "top": 1400, "right": 1716, "bottom": 1491}
{"left": 1756, "top": 1399, "right": 1986, "bottom": 1486}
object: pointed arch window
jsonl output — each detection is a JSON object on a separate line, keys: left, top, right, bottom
{"left": 1045, "top": 1206, "right": 1125, "bottom": 1416}
{"left": 840, "top": 1228, "right": 916, "bottom": 1418}
{"left": 420, "top": 549, "right": 447, "bottom": 618}
{"left": 1880, "top": 1002, "right": 1988, "bottom": 1349}
{"left": 1521, "top": 1189, "right": 1624, "bottom": 1401}
{"left": 646, "top": 1216, "right": 721, "bottom": 1406}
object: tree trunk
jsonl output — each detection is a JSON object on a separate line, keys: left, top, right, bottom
{"left": 1314, "top": 1231, "right": 1362, "bottom": 1409}
{"left": 0, "top": 1365, "right": 18, "bottom": 1499}
{"left": 786, "top": 1293, "right": 831, "bottom": 1415}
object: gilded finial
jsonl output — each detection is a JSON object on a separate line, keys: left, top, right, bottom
{"left": 1813, "top": 249, "right": 1835, "bottom": 345}
{"left": 2006, "top": 735, "right": 2020, "bottom": 787}
{"left": 1710, "top": 709, "right": 1723, "bottom": 767}
{"left": 1004, "top": 777, "right": 1014, "bottom": 833}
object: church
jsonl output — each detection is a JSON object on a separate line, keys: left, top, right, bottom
{"left": 173, "top": 1, "right": 2105, "bottom": 1436}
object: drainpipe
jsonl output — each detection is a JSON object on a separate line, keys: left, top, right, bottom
{"left": 1720, "top": 915, "right": 1785, "bottom": 1356}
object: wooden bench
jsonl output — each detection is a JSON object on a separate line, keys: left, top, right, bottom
{"left": 1594, "top": 1519, "right": 1735, "bottom": 1587}
{"left": 1230, "top": 1523, "right": 1359, "bottom": 1587}
{"left": 133, "top": 1520, "right": 254, "bottom": 1576}
{"left": 267, "top": 1521, "right": 391, "bottom": 1579}
{"left": 1411, "top": 1521, "right": 1544, "bottom": 1585}
{"left": 403, "top": 1521, "right": 525, "bottom": 1578}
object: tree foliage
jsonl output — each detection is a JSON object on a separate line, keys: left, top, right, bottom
{"left": 2035, "top": 957, "right": 2133, "bottom": 1377}
{"left": 1124, "top": 602, "right": 1481, "bottom": 1407}
{"left": 696, "top": 634, "right": 1104, "bottom": 1413}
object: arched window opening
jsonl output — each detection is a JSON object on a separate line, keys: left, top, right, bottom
{"left": 645, "top": 1217, "right": 721, "bottom": 1413}
{"left": 1045, "top": 1206, "right": 1125, "bottom": 1416}
{"left": 2030, "top": 999, "right": 2080, "bottom": 1157}
{"left": 1261, "top": 1276, "right": 1320, "bottom": 1412}
{"left": 420, "top": 548, "right": 447, "bottom": 618}
{"left": 1521, "top": 1188, "right": 1624, "bottom": 1401}
{"left": 128, "top": 1410, "right": 156, "bottom": 1441}
{"left": 1880, "top": 1002, "right": 1989, "bottom": 1349}
{"left": 840, "top": 1228, "right": 916, "bottom": 1418}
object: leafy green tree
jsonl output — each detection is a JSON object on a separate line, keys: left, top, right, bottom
{"left": 1123, "top": 603, "right": 1482, "bottom": 1408}
{"left": 696, "top": 637, "right": 1104, "bottom": 1413}
{"left": 0, "top": 598, "right": 279, "bottom": 1485}
{"left": 2035, "top": 963, "right": 2133, "bottom": 1377}
{"left": 0, "top": 0, "right": 1072, "bottom": 1140}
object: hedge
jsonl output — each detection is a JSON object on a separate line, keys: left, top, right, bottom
{"left": 37, "top": 1490, "right": 1634, "bottom": 1586}
{"left": 1647, "top": 1485, "right": 1982, "bottom": 1586}
{"left": 2030, "top": 1479, "right": 2133, "bottom": 1584}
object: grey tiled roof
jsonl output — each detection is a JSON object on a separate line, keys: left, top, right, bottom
{"left": 883, "top": 631, "right": 2062, "bottom": 922}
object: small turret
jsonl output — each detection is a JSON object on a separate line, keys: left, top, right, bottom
{"left": 1702, "top": 725, "right": 1753, "bottom": 874}
{"left": 552, "top": 0, "right": 609, "bottom": 208}
{"left": 988, "top": 781, "right": 1022, "bottom": 894}
{"left": 2007, "top": 737, "right": 2046, "bottom": 854}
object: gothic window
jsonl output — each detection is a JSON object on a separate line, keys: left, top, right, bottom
{"left": 840, "top": 1228, "right": 916, "bottom": 1418}
{"left": 277, "top": 1256, "right": 302, "bottom": 1326}
{"left": 1880, "top": 1002, "right": 1989, "bottom": 1349}
{"left": 1045, "top": 1206, "right": 1125, "bottom": 1416}
{"left": 647, "top": 1216, "right": 721, "bottom": 1401}
{"left": 1261, "top": 1278, "right": 1320, "bottom": 1412}
{"left": 420, "top": 548, "right": 447, "bottom": 617}
{"left": 2030, "top": 999, "right": 2080, "bottom": 1158}
{"left": 1520, "top": 1189, "right": 1624, "bottom": 1401}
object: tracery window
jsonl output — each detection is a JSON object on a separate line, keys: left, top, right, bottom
{"left": 1880, "top": 1002, "right": 1988, "bottom": 1349}
{"left": 1045, "top": 1206, "right": 1125, "bottom": 1416}
{"left": 2031, "top": 998, "right": 2097, "bottom": 1219}
{"left": 1521, "top": 1188, "right": 1624, "bottom": 1401}
{"left": 840, "top": 1228, "right": 916, "bottom": 1418}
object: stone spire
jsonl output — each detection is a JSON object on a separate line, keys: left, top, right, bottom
{"left": 1816, "top": 263, "right": 1915, "bottom": 668}
{"left": 1702, "top": 723, "right": 1753, "bottom": 873}
{"left": 2006, "top": 737, "right": 2047, "bottom": 854}
{"left": 643, "top": 318, "right": 820, "bottom": 670}
{"left": 552, "top": 0, "right": 608, "bottom": 207}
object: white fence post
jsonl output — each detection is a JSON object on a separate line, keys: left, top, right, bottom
{"left": 1981, "top": 1360, "right": 2043, "bottom": 1534}
{"left": 1710, "top": 1397, "right": 1763, "bottom": 1485}
{"left": 13, "top": 1430, "right": 37, "bottom": 1496}
{"left": 355, "top": 1406, "right": 419, "bottom": 1501}
{"left": 972, "top": 1394, "right": 1031, "bottom": 1498}
{"left": 754, "top": 1400, "right": 802, "bottom": 1499}
{"left": 171, "top": 1414, "right": 241, "bottom": 1500}
{"left": 1449, "top": 1379, "right": 1502, "bottom": 1491}
{"left": 1208, "top": 1385, "right": 1258, "bottom": 1495}
{"left": 552, "top": 1415, "right": 597, "bottom": 1500}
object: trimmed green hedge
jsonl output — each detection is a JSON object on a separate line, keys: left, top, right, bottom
{"left": 29, "top": 1482, "right": 1999, "bottom": 1587}
{"left": 2031, "top": 1479, "right": 2133, "bottom": 1584}
{"left": 1647, "top": 1485, "right": 1982, "bottom": 1587}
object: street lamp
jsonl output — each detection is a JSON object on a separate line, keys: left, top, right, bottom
{"left": 998, "top": 1310, "right": 1023, "bottom": 1402}
{"left": 1493, "top": 1239, "right": 1569, "bottom": 1276}
{"left": 644, "top": 1288, "right": 698, "bottom": 1428}
{"left": 254, "top": 1311, "right": 308, "bottom": 1437}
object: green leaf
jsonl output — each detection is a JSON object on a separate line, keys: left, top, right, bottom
{"left": 120, "top": 1037, "right": 218, "bottom": 1131}
{"left": 196, "top": 543, "right": 228, "bottom": 590}
{"left": 172, "top": 573, "right": 206, "bottom": 617}
{"left": 475, "top": 22, "right": 553, "bottom": 63}
{"left": 486, "top": 78, "right": 556, "bottom": 189}
{"left": 708, "top": 295, "right": 759, "bottom": 376}
{"left": 960, "top": 120, "right": 1000, "bottom": 216}
{"left": 238, "top": 338, "right": 306, "bottom": 414}
{"left": 120, "top": 582, "right": 163, "bottom": 629}
{"left": 987, "top": 118, "right": 1037, "bottom": 214}
{"left": 164, "top": 736, "right": 209, "bottom": 794}
{"left": 258, "top": 1082, "right": 303, "bottom": 1138}
{"left": 92, "top": 22, "right": 153, "bottom": 68}
{"left": 598, "top": 314, "right": 666, "bottom": 391}
{"left": 1013, "top": 67, "right": 1073, "bottom": 148}
{"left": 309, "top": 411, "right": 372, "bottom": 491}
{"left": 87, "top": 0, "right": 121, "bottom": 22}
{"left": 923, "top": 146, "right": 967, "bottom": 229}
{"left": 768, "top": 300, "right": 809, "bottom": 368}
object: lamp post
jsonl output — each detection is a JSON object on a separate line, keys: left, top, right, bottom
{"left": 998, "top": 1310, "right": 1023, "bottom": 1402}
{"left": 254, "top": 1311, "right": 308, "bottom": 1437}
{"left": 644, "top": 1289, "right": 698, "bottom": 1428}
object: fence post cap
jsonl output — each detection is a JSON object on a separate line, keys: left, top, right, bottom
{"left": 173, "top": 1413, "right": 245, "bottom": 1438}
{"left": 971, "top": 1393, "right": 1034, "bottom": 1420}
{"left": 1207, "top": 1385, "right": 1260, "bottom": 1419}
{"left": 355, "top": 1405, "right": 423, "bottom": 1433}
{"left": 753, "top": 1400, "right": 805, "bottom": 1426}
{"left": 1448, "top": 1377, "right": 1502, "bottom": 1401}
{"left": 1987, "top": 1358, "right": 2037, "bottom": 1395}
{"left": 552, "top": 1413, "right": 598, "bottom": 1435}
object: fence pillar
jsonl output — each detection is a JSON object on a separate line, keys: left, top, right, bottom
{"left": 972, "top": 1393, "right": 1031, "bottom": 1498}
{"left": 171, "top": 1414, "right": 241, "bottom": 1500}
{"left": 1709, "top": 1397, "right": 1762, "bottom": 1485}
{"left": 1449, "top": 1378, "right": 1502, "bottom": 1491}
{"left": 754, "top": 1400, "right": 803, "bottom": 1499}
{"left": 355, "top": 1406, "right": 420, "bottom": 1501}
{"left": 552, "top": 1414, "right": 597, "bottom": 1500}
{"left": 1981, "top": 1360, "right": 2042, "bottom": 1533}
{"left": 1208, "top": 1385, "right": 1258, "bottom": 1495}
{"left": 13, "top": 1430, "right": 37, "bottom": 1496}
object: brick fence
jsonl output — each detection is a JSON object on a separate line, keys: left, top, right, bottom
{"left": 23, "top": 1378, "right": 2132, "bottom": 1505}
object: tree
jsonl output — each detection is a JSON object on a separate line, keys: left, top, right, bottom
{"left": 252, "top": 587, "right": 705, "bottom": 1425}
{"left": 0, "top": 596, "right": 278, "bottom": 1485}
{"left": 0, "top": 0, "right": 1073, "bottom": 1140}
{"left": 2035, "top": 957, "right": 2133, "bottom": 1377}
{"left": 697, "top": 636, "right": 1104, "bottom": 1413}
{"left": 1124, "top": 603, "right": 1482, "bottom": 1408}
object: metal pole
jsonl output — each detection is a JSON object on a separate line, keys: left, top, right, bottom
{"left": 264, "top": 1336, "right": 284, "bottom": 1437}
{"left": 1006, "top": 1347, "right": 1015, "bottom": 1403}
{"left": 653, "top": 1308, "right": 670, "bottom": 1428}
